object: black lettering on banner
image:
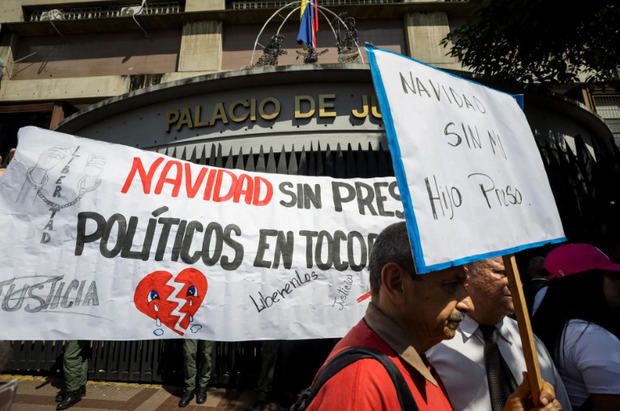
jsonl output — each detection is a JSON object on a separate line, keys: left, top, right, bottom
{"left": 354, "top": 182, "right": 377, "bottom": 215}
{"left": 100, "top": 213, "right": 126, "bottom": 258}
{"left": 347, "top": 231, "right": 367, "bottom": 272}
{"left": 201, "top": 222, "right": 223, "bottom": 266}
{"left": 61, "top": 279, "right": 80, "bottom": 308}
{"left": 120, "top": 216, "right": 145, "bottom": 260}
{"left": 221, "top": 224, "right": 243, "bottom": 270}
{"left": 373, "top": 182, "right": 393, "bottom": 217}
{"left": 82, "top": 281, "right": 99, "bottom": 306}
{"left": 254, "top": 229, "right": 277, "bottom": 268}
{"left": 2, "top": 283, "right": 27, "bottom": 311}
{"left": 302, "top": 184, "right": 321, "bottom": 209}
{"left": 315, "top": 231, "right": 333, "bottom": 270}
{"left": 249, "top": 270, "right": 320, "bottom": 313}
{"left": 181, "top": 220, "right": 203, "bottom": 264}
{"left": 25, "top": 283, "right": 47, "bottom": 313}
{"left": 274, "top": 231, "right": 294, "bottom": 269}
{"left": 332, "top": 230, "right": 348, "bottom": 271}
{"left": 332, "top": 182, "right": 355, "bottom": 212}
{"left": 299, "top": 230, "right": 318, "bottom": 268}
{"left": 48, "top": 282, "right": 64, "bottom": 310}
{"left": 74, "top": 208, "right": 245, "bottom": 269}
{"left": 155, "top": 217, "right": 180, "bottom": 261}
{"left": 142, "top": 211, "right": 159, "bottom": 258}
{"left": 388, "top": 181, "right": 405, "bottom": 219}
{"left": 171, "top": 220, "right": 188, "bottom": 261}
{"left": 279, "top": 182, "right": 297, "bottom": 208}
{"left": 75, "top": 212, "right": 106, "bottom": 255}
{"left": 254, "top": 229, "right": 295, "bottom": 269}
{"left": 0, "top": 276, "right": 99, "bottom": 314}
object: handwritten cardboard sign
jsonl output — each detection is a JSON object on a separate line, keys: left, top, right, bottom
{"left": 0, "top": 127, "right": 404, "bottom": 341}
{"left": 367, "top": 46, "right": 565, "bottom": 273}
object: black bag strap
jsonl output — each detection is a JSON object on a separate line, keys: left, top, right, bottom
{"left": 298, "top": 346, "right": 418, "bottom": 410}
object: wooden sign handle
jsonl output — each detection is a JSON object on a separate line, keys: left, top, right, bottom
{"left": 503, "top": 254, "right": 544, "bottom": 405}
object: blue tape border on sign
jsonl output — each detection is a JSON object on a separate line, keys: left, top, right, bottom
{"left": 366, "top": 45, "right": 566, "bottom": 274}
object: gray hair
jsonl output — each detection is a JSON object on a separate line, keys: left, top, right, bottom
{"left": 369, "top": 222, "right": 416, "bottom": 293}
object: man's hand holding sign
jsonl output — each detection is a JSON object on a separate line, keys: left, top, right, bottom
{"left": 366, "top": 45, "right": 565, "bottom": 408}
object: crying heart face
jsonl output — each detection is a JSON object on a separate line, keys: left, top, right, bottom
{"left": 133, "top": 268, "right": 207, "bottom": 336}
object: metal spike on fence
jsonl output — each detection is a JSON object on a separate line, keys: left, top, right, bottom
{"left": 367, "top": 142, "right": 377, "bottom": 176}
{"left": 225, "top": 147, "right": 234, "bottom": 169}
{"left": 308, "top": 142, "right": 316, "bottom": 176}
{"left": 199, "top": 146, "right": 207, "bottom": 165}
{"left": 208, "top": 145, "right": 217, "bottom": 166}
{"left": 315, "top": 142, "right": 325, "bottom": 176}
{"left": 266, "top": 146, "right": 277, "bottom": 173}
{"left": 288, "top": 145, "right": 298, "bottom": 175}
{"left": 334, "top": 143, "right": 345, "bottom": 178}
{"left": 346, "top": 143, "right": 356, "bottom": 177}
{"left": 256, "top": 146, "right": 266, "bottom": 172}
{"left": 235, "top": 147, "right": 244, "bottom": 170}
{"left": 215, "top": 144, "right": 224, "bottom": 168}
{"left": 298, "top": 145, "right": 308, "bottom": 175}
{"left": 246, "top": 147, "right": 255, "bottom": 171}
{"left": 324, "top": 144, "right": 334, "bottom": 177}
{"left": 277, "top": 145, "right": 288, "bottom": 174}
{"left": 356, "top": 143, "right": 368, "bottom": 178}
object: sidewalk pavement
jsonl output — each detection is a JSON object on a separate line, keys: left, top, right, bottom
{"left": 1, "top": 376, "right": 286, "bottom": 411}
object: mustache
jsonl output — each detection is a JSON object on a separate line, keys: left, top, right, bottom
{"left": 448, "top": 310, "right": 465, "bottom": 322}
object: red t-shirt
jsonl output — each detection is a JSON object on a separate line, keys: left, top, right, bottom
{"left": 307, "top": 319, "right": 453, "bottom": 411}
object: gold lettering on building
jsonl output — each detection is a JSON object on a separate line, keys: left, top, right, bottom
{"left": 229, "top": 100, "right": 250, "bottom": 122}
{"left": 259, "top": 97, "right": 280, "bottom": 120}
{"left": 194, "top": 105, "right": 210, "bottom": 127}
{"left": 164, "top": 94, "right": 381, "bottom": 132}
{"left": 371, "top": 95, "right": 382, "bottom": 118}
{"left": 295, "top": 95, "right": 315, "bottom": 119}
{"left": 351, "top": 95, "right": 382, "bottom": 119}
{"left": 319, "top": 94, "right": 336, "bottom": 118}
{"left": 210, "top": 102, "right": 229, "bottom": 125}
{"left": 177, "top": 107, "right": 194, "bottom": 131}
{"left": 165, "top": 110, "right": 180, "bottom": 132}
{"left": 351, "top": 95, "right": 369, "bottom": 118}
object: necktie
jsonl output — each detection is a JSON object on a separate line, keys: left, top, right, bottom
{"left": 480, "top": 325, "right": 516, "bottom": 411}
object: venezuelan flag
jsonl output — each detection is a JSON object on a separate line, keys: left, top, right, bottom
{"left": 297, "top": 0, "right": 318, "bottom": 50}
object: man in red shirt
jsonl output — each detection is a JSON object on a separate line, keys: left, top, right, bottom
{"left": 307, "top": 222, "right": 561, "bottom": 411}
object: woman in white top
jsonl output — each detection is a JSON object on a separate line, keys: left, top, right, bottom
{"left": 533, "top": 243, "right": 620, "bottom": 411}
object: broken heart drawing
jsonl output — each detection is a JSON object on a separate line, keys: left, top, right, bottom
{"left": 134, "top": 268, "right": 207, "bottom": 336}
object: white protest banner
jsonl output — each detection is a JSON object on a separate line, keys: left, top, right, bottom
{"left": 367, "top": 46, "right": 565, "bottom": 273}
{"left": 0, "top": 127, "right": 403, "bottom": 341}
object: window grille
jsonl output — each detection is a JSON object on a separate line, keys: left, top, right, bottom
{"left": 593, "top": 95, "right": 620, "bottom": 148}
{"left": 230, "top": 0, "right": 401, "bottom": 10}
{"left": 593, "top": 95, "right": 620, "bottom": 119}
{"left": 28, "top": 2, "right": 182, "bottom": 22}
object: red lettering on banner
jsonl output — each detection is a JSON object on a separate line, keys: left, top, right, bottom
{"left": 121, "top": 157, "right": 165, "bottom": 194}
{"left": 155, "top": 160, "right": 183, "bottom": 197}
{"left": 184, "top": 163, "right": 208, "bottom": 198}
{"left": 121, "top": 156, "right": 273, "bottom": 206}
{"left": 203, "top": 169, "right": 217, "bottom": 201}
{"left": 234, "top": 174, "right": 253, "bottom": 204}
{"left": 213, "top": 169, "right": 236, "bottom": 202}
{"left": 253, "top": 176, "right": 273, "bottom": 206}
